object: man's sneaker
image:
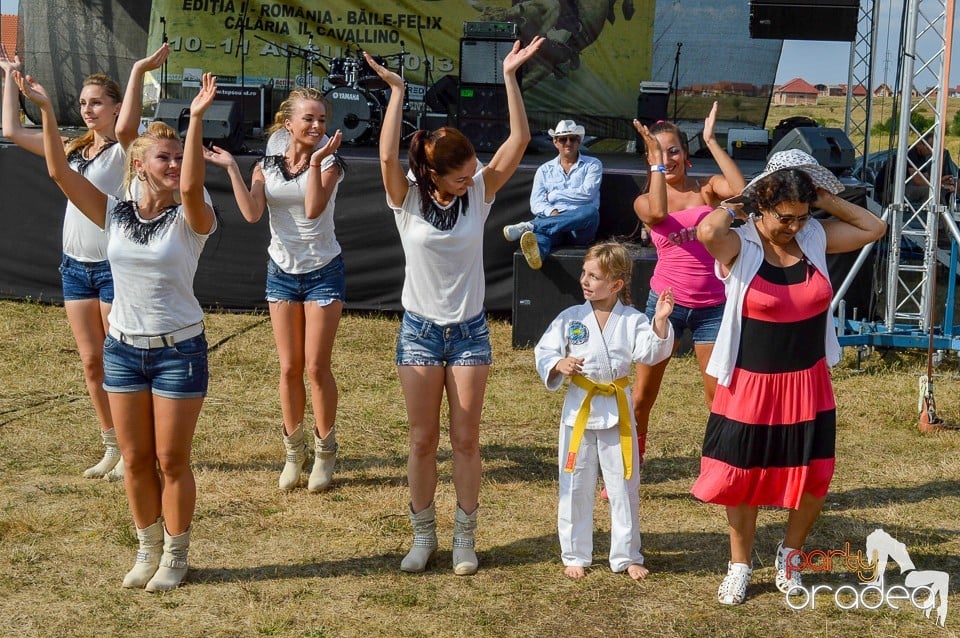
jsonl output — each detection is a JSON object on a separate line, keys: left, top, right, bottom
{"left": 503, "top": 221, "right": 533, "bottom": 242}
{"left": 520, "top": 231, "right": 542, "bottom": 269}
{"left": 775, "top": 542, "right": 803, "bottom": 593}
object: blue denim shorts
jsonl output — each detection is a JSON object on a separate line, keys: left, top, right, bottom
{"left": 395, "top": 311, "right": 493, "bottom": 367}
{"left": 60, "top": 254, "right": 114, "bottom": 303}
{"left": 102, "top": 333, "right": 209, "bottom": 399}
{"left": 265, "top": 255, "right": 346, "bottom": 305}
{"left": 645, "top": 289, "right": 724, "bottom": 345}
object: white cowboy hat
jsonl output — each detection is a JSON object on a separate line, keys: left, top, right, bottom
{"left": 740, "top": 149, "right": 844, "bottom": 197}
{"left": 548, "top": 119, "right": 586, "bottom": 138}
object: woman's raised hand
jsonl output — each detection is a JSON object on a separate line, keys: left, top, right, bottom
{"left": 13, "top": 71, "right": 51, "bottom": 109}
{"left": 0, "top": 52, "right": 21, "bottom": 78}
{"left": 633, "top": 120, "right": 663, "bottom": 164}
{"left": 189, "top": 73, "right": 217, "bottom": 118}
{"left": 503, "top": 36, "right": 545, "bottom": 76}
{"left": 363, "top": 53, "right": 404, "bottom": 91}
{"left": 310, "top": 129, "right": 343, "bottom": 165}
{"left": 134, "top": 43, "right": 171, "bottom": 74}
{"left": 202, "top": 144, "right": 236, "bottom": 168}
{"left": 702, "top": 101, "right": 719, "bottom": 145}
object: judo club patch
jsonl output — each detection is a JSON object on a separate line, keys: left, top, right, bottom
{"left": 568, "top": 321, "right": 588, "bottom": 345}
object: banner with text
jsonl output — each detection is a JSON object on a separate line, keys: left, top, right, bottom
{"left": 149, "top": 0, "right": 655, "bottom": 135}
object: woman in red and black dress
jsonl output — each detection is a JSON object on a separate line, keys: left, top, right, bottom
{"left": 692, "top": 152, "right": 886, "bottom": 605}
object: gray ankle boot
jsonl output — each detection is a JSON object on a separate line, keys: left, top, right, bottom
{"left": 122, "top": 516, "right": 164, "bottom": 588}
{"left": 308, "top": 427, "right": 338, "bottom": 493}
{"left": 279, "top": 424, "right": 308, "bottom": 491}
{"left": 145, "top": 526, "right": 191, "bottom": 592}
{"left": 83, "top": 428, "right": 122, "bottom": 478}
{"left": 452, "top": 504, "right": 479, "bottom": 575}
{"left": 400, "top": 502, "right": 438, "bottom": 573}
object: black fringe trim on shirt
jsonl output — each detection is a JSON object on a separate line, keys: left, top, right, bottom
{"left": 111, "top": 199, "right": 179, "bottom": 245}
{"left": 67, "top": 141, "right": 118, "bottom": 175}
{"left": 422, "top": 191, "right": 468, "bottom": 231}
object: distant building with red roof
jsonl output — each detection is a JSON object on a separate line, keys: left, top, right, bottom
{"left": 0, "top": 14, "right": 17, "bottom": 59}
{"left": 773, "top": 77, "right": 819, "bottom": 106}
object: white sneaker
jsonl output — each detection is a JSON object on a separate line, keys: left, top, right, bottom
{"left": 503, "top": 221, "right": 533, "bottom": 241}
{"left": 718, "top": 561, "right": 752, "bottom": 605}
{"left": 775, "top": 542, "right": 803, "bottom": 593}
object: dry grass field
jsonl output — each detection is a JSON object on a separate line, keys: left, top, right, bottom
{"left": 1, "top": 300, "right": 960, "bottom": 637}
{"left": 765, "top": 95, "right": 960, "bottom": 159}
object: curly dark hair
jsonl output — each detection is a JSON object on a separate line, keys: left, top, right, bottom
{"left": 748, "top": 168, "right": 818, "bottom": 216}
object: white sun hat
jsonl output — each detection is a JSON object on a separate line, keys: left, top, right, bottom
{"left": 741, "top": 149, "right": 844, "bottom": 197}
{"left": 548, "top": 119, "right": 586, "bottom": 138}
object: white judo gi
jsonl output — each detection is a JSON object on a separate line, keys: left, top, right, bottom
{"left": 534, "top": 300, "right": 673, "bottom": 571}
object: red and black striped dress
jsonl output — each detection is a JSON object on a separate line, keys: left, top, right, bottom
{"left": 690, "top": 257, "right": 836, "bottom": 509}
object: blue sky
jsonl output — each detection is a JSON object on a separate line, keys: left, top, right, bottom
{"left": 2, "top": 0, "right": 956, "bottom": 87}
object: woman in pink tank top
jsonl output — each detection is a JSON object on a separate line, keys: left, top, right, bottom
{"left": 628, "top": 102, "right": 746, "bottom": 463}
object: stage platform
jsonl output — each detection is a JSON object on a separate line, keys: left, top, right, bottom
{"left": 0, "top": 138, "right": 771, "bottom": 313}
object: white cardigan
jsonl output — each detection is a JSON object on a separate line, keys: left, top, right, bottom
{"left": 705, "top": 218, "right": 841, "bottom": 387}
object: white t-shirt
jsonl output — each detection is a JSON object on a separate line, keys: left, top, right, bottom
{"left": 388, "top": 166, "right": 492, "bottom": 324}
{"left": 261, "top": 150, "right": 343, "bottom": 274}
{"left": 104, "top": 195, "right": 216, "bottom": 336}
{"left": 63, "top": 143, "right": 125, "bottom": 262}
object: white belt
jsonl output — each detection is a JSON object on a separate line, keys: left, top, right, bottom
{"left": 109, "top": 322, "right": 204, "bottom": 349}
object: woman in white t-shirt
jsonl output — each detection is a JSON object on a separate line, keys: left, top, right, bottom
{"left": 205, "top": 88, "right": 344, "bottom": 493}
{"left": 0, "top": 45, "right": 170, "bottom": 480}
{"left": 364, "top": 36, "right": 544, "bottom": 576}
{"left": 16, "top": 71, "right": 218, "bottom": 592}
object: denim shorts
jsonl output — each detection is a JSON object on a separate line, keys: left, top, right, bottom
{"left": 644, "top": 289, "right": 724, "bottom": 345}
{"left": 265, "top": 255, "right": 346, "bottom": 305}
{"left": 60, "top": 254, "right": 114, "bottom": 303}
{"left": 395, "top": 311, "right": 493, "bottom": 367}
{"left": 102, "top": 333, "right": 209, "bottom": 399}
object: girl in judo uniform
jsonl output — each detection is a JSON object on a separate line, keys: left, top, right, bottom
{"left": 534, "top": 241, "right": 674, "bottom": 579}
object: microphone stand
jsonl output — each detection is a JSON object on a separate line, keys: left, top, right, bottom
{"left": 671, "top": 41, "right": 682, "bottom": 121}
{"left": 416, "top": 22, "right": 434, "bottom": 127}
{"left": 236, "top": 1, "right": 250, "bottom": 133}
{"left": 160, "top": 16, "right": 168, "bottom": 100}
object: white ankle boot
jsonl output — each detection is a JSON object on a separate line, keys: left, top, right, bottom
{"left": 122, "top": 516, "right": 164, "bottom": 588}
{"left": 308, "top": 427, "right": 338, "bottom": 493}
{"left": 104, "top": 456, "right": 125, "bottom": 482}
{"left": 83, "top": 428, "right": 122, "bottom": 478}
{"left": 452, "top": 505, "right": 479, "bottom": 575}
{"left": 145, "top": 526, "right": 191, "bottom": 592}
{"left": 400, "top": 502, "right": 438, "bottom": 573}
{"left": 279, "top": 424, "right": 308, "bottom": 491}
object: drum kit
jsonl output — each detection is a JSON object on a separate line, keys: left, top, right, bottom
{"left": 322, "top": 51, "right": 391, "bottom": 144}
{"left": 321, "top": 48, "right": 409, "bottom": 145}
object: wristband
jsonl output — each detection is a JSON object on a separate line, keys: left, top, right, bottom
{"left": 721, "top": 206, "right": 736, "bottom": 220}
{"left": 309, "top": 163, "right": 322, "bottom": 167}
{"left": 649, "top": 164, "right": 666, "bottom": 174}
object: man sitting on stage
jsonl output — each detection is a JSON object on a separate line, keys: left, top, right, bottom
{"left": 503, "top": 119, "right": 603, "bottom": 269}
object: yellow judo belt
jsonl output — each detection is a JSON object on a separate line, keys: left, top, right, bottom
{"left": 565, "top": 375, "right": 633, "bottom": 480}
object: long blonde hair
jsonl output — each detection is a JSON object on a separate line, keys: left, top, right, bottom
{"left": 64, "top": 73, "right": 123, "bottom": 157}
{"left": 266, "top": 87, "right": 327, "bottom": 136}
{"left": 122, "top": 121, "right": 181, "bottom": 197}
{"left": 584, "top": 241, "right": 633, "bottom": 305}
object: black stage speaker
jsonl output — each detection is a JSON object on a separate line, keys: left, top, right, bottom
{"left": 768, "top": 127, "right": 855, "bottom": 174}
{"left": 153, "top": 99, "right": 244, "bottom": 152}
{"left": 749, "top": 0, "right": 860, "bottom": 42}
{"left": 459, "top": 39, "right": 514, "bottom": 84}
{"left": 512, "top": 247, "right": 658, "bottom": 348}
{"left": 458, "top": 84, "right": 509, "bottom": 152}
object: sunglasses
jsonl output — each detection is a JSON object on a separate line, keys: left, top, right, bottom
{"left": 768, "top": 209, "right": 813, "bottom": 225}
{"left": 554, "top": 136, "right": 580, "bottom": 144}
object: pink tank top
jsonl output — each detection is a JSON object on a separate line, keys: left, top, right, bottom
{"left": 648, "top": 205, "right": 726, "bottom": 308}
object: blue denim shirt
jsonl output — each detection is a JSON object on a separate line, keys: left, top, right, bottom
{"left": 529, "top": 153, "right": 603, "bottom": 217}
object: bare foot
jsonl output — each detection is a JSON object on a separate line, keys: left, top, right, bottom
{"left": 564, "top": 566, "right": 586, "bottom": 579}
{"left": 627, "top": 563, "right": 649, "bottom": 580}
